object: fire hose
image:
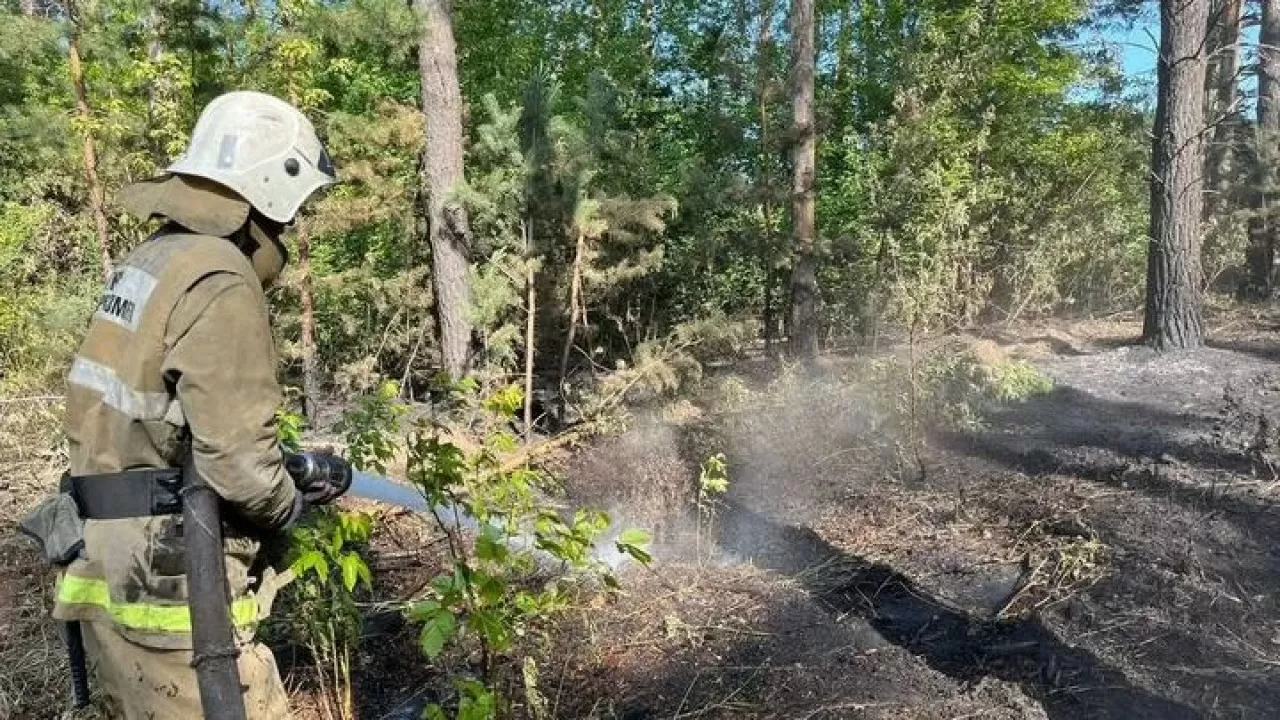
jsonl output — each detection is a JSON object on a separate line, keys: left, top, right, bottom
{"left": 186, "top": 450, "right": 631, "bottom": 719}
{"left": 186, "top": 450, "right": 353, "bottom": 720}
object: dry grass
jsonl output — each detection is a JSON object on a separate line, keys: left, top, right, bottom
{"left": 0, "top": 396, "right": 67, "bottom": 510}
{"left": 0, "top": 535, "right": 81, "bottom": 719}
{"left": 0, "top": 395, "right": 80, "bottom": 718}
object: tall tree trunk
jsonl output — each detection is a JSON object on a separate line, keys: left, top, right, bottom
{"left": 762, "top": 262, "right": 775, "bottom": 354}
{"left": 787, "top": 0, "right": 820, "bottom": 358}
{"left": 67, "top": 1, "right": 113, "bottom": 280}
{"left": 523, "top": 221, "right": 536, "bottom": 443}
{"left": 559, "top": 233, "right": 585, "bottom": 384}
{"left": 756, "top": 0, "right": 777, "bottom": 354}
{"left": 1205, "top": 0, "right": 1242, "bottom": 215}
{"left": 146, "top": 7, "right": 166, "bottom": 166}
{"left": 416, "top": 0, "right": 473, "bottom": 379}
{"left": 297, "top": 226, "right": 319, "bottom": 418}
{"left": 1144, "top": 0, "right": 1209, "bottom": 350}
{"left": 1247, "top": 0, "right": 1280, "bottom": 296}
{"left": 286, "top": 81, "right": 320, "bottom": 417}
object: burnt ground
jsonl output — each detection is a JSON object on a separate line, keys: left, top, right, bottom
{"left": 5, "top": 312, "right": 1280, "bottom": 718}
{"left": 535, "top": 314, "right": 1280, "bottom": 719}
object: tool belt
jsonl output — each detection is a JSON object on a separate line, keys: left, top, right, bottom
{"left": 61, "top": 468, "right": 185, "bottom": 520}
{"left": 22, "top": 468, "right": 184, "bottom": 565}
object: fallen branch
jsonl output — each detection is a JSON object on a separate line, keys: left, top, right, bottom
{"left": 499, "top": 428, "right": 591, "bottom": 473}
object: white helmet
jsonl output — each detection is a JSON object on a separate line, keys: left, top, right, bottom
{"left": 167, "top": 90, "right": 336, "bottom": 224}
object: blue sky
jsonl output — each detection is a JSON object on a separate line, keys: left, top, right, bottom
{"left": 1113, "top": 21, "right": 1159, "bottom": 82}
{"left": 1094, "top": 15, "right": 1259, "bottom": 100}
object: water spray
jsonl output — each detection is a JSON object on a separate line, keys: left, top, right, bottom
{"left": 345, "top": 467, "right": 633, "bottom": 571}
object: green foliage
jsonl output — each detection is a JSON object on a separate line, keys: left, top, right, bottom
{"left": 694, "top": 453, "right": 730, "bottom": 563}
{"left": 584, "top": 311, "right": 755, "bottom": 419}
{"left": 406, "top": 385, "right": 650, "bottom": 717}
{"left": 1, "top": 0, "right": 1163, "bottom": 408}
{"left": 459, "top": 71, "right": 678, "bottom": 386}
{"left": 334, "top": 378, "right": 407, "bottom": 474}
{"left": 275, "top": 406, "right": 305, "bottom": 453}
{"left": 0, "top": 202, "right": 98, "bottom": 393}
{"left": 815, "top": 0, "right": 1149, "bottom": 333}
{"left": 279, "top": 366, "right": 406, "bottom": 672}
{"left": 698, "top": 454, "right": 730, "bottom": 497}
{"left": 290, "top": 510, "right": 375, "bottom": 595}
{"left": 615, "top": 527, "right": 654, "bottom": 565}
{"left": 424, "top": 678, "right": 498, "bottom": 720}
{"left": 920, "top": 340, "right": 1056, "bottom": 429}
{"left": 988, "top": 359, "right": 1056, "bottom": 402}
{"left": 276, "top": 383, "right": 402, "bottom": 719}
{"left": 281, "top": 506, "right": 374, "bottom": 720}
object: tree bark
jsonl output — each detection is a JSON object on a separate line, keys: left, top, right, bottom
{"left": 1247, "top": 0, "right": 1280, "bottom": 295}
{"left": 146, "top": 7, "right": 167, "bottom": 166}
{"left": 558, "top": 233, "right": 585, "bottom": 384}
{"left": 755, "top": 0, "right": 777, "bottom": 354}
{"left": 523, "top": 222, "right": 536, "bottom": 443}
{"left": 67, "top": 1, "right": 113, "bottom": 281}
{"left": 416, "top": 0, "right": 473, "bottom": 379}
{"left": 1144, "top": 0, "right": 1209, "bottom": 350}
{"left": 297, "top": 226, "right": 319, "bottom": 418}
{"left": 1204, "top": 0, "right": 1241, "bottom": 213}
{"left": 787, "top": 0, "right": 820, "bottom": 359}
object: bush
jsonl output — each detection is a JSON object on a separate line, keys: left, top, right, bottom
{"left": 405, "top": 382, "right": 651, "bottom": 718}
{"left": 0, "top": 202, "right": 98, "bottom": 394}
{"left": 920, "top": 338, "right": 1054, "bottom": 429}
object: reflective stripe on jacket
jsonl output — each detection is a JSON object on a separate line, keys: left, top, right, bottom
{"left": 56, "top": 574, "right": 259, "bottom": 633}
{"left": 54, "top": 231, "right": 298, "bottom": 649}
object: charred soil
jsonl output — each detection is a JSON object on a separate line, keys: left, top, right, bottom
{"left": 535, "top": 313, "right": 1280, "bottom": 719}
{"left": 5, "top": 313, "right": 1280, "bottom": 719}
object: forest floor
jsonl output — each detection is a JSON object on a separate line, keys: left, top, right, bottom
{"left": 5, "top": 308, "right": 1280, "bottom": 719}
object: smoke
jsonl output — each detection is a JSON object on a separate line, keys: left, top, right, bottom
{"left": 349, "top": 471, "right": 641, "bottom": 570}
{"left": 558, "top": 362, "right": 909, "bottom": 568}
{"left": 353, "top": 359, "right": 911, "bottom": 574}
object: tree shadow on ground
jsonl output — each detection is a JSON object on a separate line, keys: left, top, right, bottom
{"left": 1206, "top": 338, "right": 1280, "bottom": 364}
{"left": 924, "top": 380, "right": 1280, "bottom": 717}
{"left": 710, "top": 499, "right": 1201, "bottom": 720}
{"left": 936, "top": 384, "right": 1280, "bottom": 550}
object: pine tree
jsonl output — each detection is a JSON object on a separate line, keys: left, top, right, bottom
{"left": 1247, "top": 0, "right": 1280, "bottom": 296}
{"left": 1144, "top": 0, "right": 1209, "bottom": 349}
{"left": 1204, "top": 0, "right": 1242, "bottom": 215}
{"left": 787, "top": 0, "right": 819, "bottom": 358}
{"left": 64, "top": 0, "right": 112, "bottom": 280}
{"left": 416, "top": 0, "right": 473, "bottom": 379}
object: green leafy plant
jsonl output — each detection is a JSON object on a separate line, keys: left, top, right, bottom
{"left": 334, "top": 378, "right": 408, "bottom": 474}
{"left": 275, "top": 405, "right": 305, "bottom": 452}
{"left": 920, "top": 341, "right": 1055, "bottom": 430}
{"left": 284, "top": 509, "right": 374, "bottom": 720}
{"left": 694, "top": 453, "right": 730, "bottom": 564}
{"left": 405, "top": 383, "right": 651, "bottom": 719}
{"left": 988, "top": 358, "right": 1055, "bottom": 402}
{"left": 273, "top": 386, "right": 394, "bottom": 720}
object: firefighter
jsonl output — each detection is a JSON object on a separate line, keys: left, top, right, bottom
{"left": 48, "top": 90, "right": 344, "bottom": 718}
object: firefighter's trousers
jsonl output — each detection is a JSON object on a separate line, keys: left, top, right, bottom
{"left": 83, "top": 620, "right": 291, "bottom": 719}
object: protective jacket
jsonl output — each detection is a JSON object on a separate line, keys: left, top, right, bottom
{"left": 53, "top": 229, "right": 298, "bottom": 650}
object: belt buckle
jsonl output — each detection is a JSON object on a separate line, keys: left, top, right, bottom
{"left": 151, "top": 471, "right": 184, "bottom": 515}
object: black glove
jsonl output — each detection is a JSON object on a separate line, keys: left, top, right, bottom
{"left": 284, "top": 451, "right": 353, "bottom": 506}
